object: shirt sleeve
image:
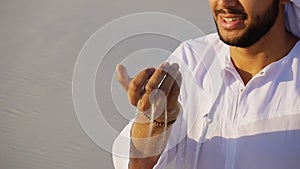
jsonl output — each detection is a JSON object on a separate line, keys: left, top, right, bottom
{"left": 112, "top": 120, "right": 133, "bottom": 169}
{"left": 285, "top": 0, "right": 300, "bottom": 38}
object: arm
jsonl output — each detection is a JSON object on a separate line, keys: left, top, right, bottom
{"left": 116, "top": 63, "right": 182, "bottom": 169}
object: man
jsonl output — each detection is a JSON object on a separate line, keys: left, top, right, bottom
{"left": 114, "top": 0, "right": 300, "bottom": 168}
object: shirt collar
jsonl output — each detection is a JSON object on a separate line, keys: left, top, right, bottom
{"left": 222, "top": 40, "right": 300, "bottom": 77}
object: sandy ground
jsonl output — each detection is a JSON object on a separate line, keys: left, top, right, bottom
{"left": 0, "top": 0, "right": 214, "bottom": 168}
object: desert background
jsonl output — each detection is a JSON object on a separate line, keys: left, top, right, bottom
{"left": 0, "top": 0, "right": 215, "bottom": 168}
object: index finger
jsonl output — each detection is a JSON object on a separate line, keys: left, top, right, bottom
{"left": 128, "top": 67, "right": 155, "bottom": 106}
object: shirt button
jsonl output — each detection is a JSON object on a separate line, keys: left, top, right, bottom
{"left": 260, "top": 71, "right": 265, "bottom": 75}
{"left": 240, "top": 88, "right": 244, "bottom": 92}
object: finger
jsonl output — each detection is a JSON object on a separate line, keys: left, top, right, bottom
{"left": 149, "top": 71, "right": 182, "bottom": 122}
{"left": 144, "top": 62, "right": 169, "bottom": 93}
{"left": 157, "top": 63, "right": 179, "bottom": 96}
{"left": 166, "top": 71, "right": 182, "bottom": 119}
{"left": 169, "top": 69, "right": 182, "bottom": 97}
{"left": 116, "top": 64, "right": 131, "bottom": 91}
{"left": 128, "top": 67, "right": 155, "bottom": 106}
{"left": 138, "top": 63, "right": 169, "bottom": 111}
{"left": 141, "top": 63, "right": 179, "bottom": 118}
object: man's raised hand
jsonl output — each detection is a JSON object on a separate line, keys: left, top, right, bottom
{"left": 116, "top": 63, "right": 182, "bottom": 124}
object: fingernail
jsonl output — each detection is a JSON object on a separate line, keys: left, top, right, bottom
{"left": 172, "top": 63, "right": 179, "bottom": 70}
{"left": 146, "top": 67, "right": 155, "bottom": 74}
{"left": 116, "top": 64, "right": 123, "bottom": 71}
{"left": 163, "top": 62, "right": 170, "bottom": 67}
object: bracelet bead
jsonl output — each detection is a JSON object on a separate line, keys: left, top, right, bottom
{"left": 141, "top": 112, "right": 176, "bottom": 126}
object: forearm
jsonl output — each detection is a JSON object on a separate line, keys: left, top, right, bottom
{"left": 128, "top": 113, "right": 173, "bottom": 169}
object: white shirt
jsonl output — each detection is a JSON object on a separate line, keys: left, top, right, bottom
{"left": 113, "top": 1, "right": 300, "bottom": 169}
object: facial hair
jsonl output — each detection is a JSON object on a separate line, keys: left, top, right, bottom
{"left": 216, "top": 0, "right": 280, "bottom": 48}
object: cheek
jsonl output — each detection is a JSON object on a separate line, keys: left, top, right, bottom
{"left": 241, "top": 0, "right": 271, "bottom": 15}
{"left": 208, "top": 0, "right": 217, "bottom": 17}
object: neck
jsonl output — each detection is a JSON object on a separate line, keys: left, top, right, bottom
{"left": 230, "top": 8, "right": 298, "bottom": 85}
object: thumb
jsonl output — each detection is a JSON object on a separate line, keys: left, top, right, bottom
{"left": 116, "top": 64, "right": 131, "bottom": 91}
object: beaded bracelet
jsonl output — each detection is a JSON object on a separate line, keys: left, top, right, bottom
{"left": 141, "top": 112, "right": 176, "bottom": 127}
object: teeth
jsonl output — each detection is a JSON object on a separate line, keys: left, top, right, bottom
{"left": 224, "top": 17, "right": 242, "bottom": 22}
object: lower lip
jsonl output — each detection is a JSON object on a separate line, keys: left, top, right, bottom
{"left": 220, "top": 17, "right": 245, "bottom": 30}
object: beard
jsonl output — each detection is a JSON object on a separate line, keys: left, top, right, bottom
{"left": 215, "top": 0, "right": 280, "bottom": 48}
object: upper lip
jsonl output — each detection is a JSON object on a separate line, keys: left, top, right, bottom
{"left": 215, "top": 9, "right": 247, "bottom": 19}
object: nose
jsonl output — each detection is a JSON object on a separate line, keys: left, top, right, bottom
{"left": 217, "top": 0, "right": 238, "bottom": 8}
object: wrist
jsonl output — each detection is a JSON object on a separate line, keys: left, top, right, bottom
{"left": 141, "top": 112, "right": 176, "bottom": 126}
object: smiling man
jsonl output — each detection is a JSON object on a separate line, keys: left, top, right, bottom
{"left": 113, "top": 0, "right": 300, "bottom": 169}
